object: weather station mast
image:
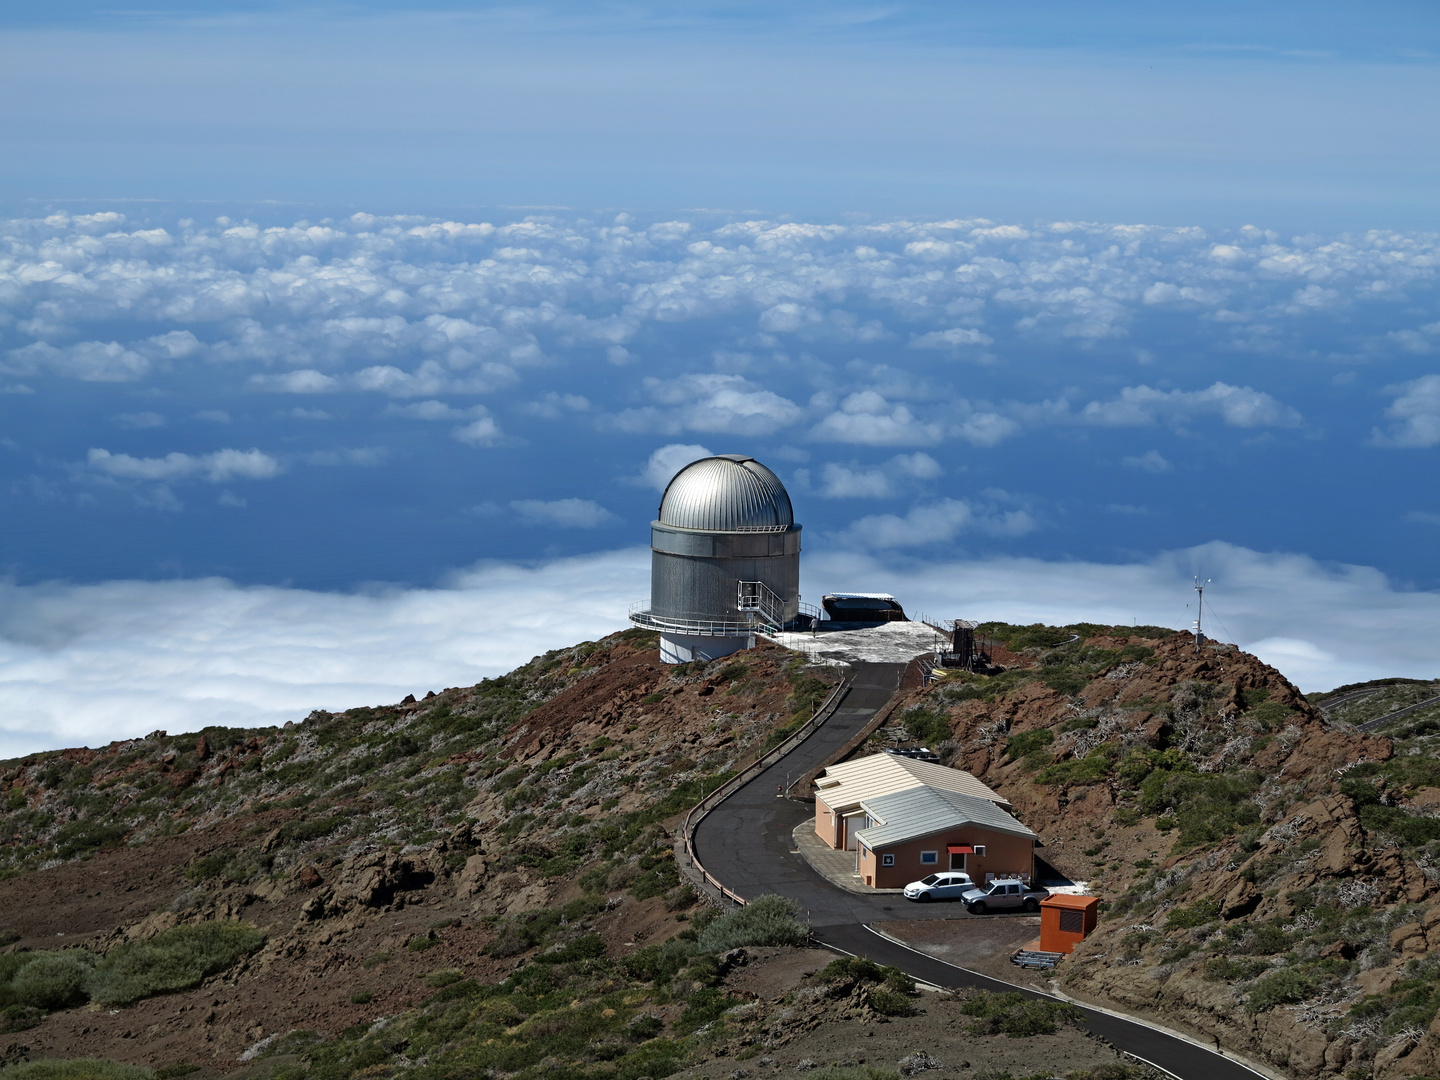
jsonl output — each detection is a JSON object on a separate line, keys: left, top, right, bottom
{"left": 1193, "top": 577, "right": 1210, "bottom": 653}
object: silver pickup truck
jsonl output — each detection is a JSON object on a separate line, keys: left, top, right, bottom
{"left": 958, "top": 879, "right": 1049, "bottom": 914}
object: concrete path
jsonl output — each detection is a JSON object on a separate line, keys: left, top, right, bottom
{"left": 690, "top": 656, "right": 1268, "bottom": 1080}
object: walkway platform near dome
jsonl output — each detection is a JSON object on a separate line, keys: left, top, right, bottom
{"left": 768, "top": 621, "right": 950, "bottom": 665}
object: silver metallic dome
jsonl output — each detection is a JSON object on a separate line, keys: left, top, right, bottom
{"left": 658, "top": 454, "right": 794, "bottom": 533}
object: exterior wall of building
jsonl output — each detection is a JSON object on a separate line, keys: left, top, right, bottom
{"left": 659, "top": 633, "right": 753, "bottom": 664}
{"left": 649, "top": 523, "right": 801, "bottom": 626}
{"left": 856, "top": 825, "right": 1033, "bottom": 890}
{"left": 1039, "top": 897, "right": 1100, "bottom": 954}
{"left": 814, "top": 796, "right": 841, "bottom": 848}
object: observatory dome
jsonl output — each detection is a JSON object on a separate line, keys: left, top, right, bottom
{"left": 658, "top": 455, "right": 794, "bottom": 532}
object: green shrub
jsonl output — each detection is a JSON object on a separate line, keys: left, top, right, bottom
{"left": 424, "top": 969, "right": 463, "bottom": 987}
{"left": 1036, "top": 746, "right": 1117, "bottom": 787}
{"left": 154, "top": 1066, "right": 199, "bottom": 1080}
{"left": 1202, "top": 957, "right": 1270, "bottom": 982}
{"left": 959, "top": 991, "right": 1082, "bottom": 1037}
{"left": 534, "top": 933, "right": 606, "bottom": 964}
{"left": 50, "top": 821, "right": 127, "bottom": 860}
{"left": 1043, "top": 671, "right": 1087, "bottom": 697}
{"left": 349, "top": 990, "right": 373, "bottom": 1004}
{"left": 866, "top": 988, "right": 918, "bottom": 1017}
{"left": 663, "top": 884, "right": 698, "bottom": 911}
{"left": 1139, "top": 769, "right": 1261, "bottom": 850}
{"left": 695, "top": 895, "right": 809, "bottom": 953}
{"left": 623, "top": 939, "right": 697, "bottom": 984}
{"left": 1165, "top": 899, "right": 1219, "bottom": 929}
{"left": 902, "top": 708, "right": 952, "bottom": 747}
{"left": 1243, "top": 701, "right": 1290, "bottom": 731}
{"left": 1237, "top": 920, "right": 1292, "bottom": 955}
{"left": 1245, "top": 966, "right": 1320, "bottom": 1013}
{"left": 9, "top": 952, "right": 95, "bottom": 1010}
{"left": 0, "top": 1062, "right": 153, "bottom": 1080}
{"left": 89, "top": 921, "right": 264, "bottom": 1006}
{"left": 805, "top": 1069, "right": 899, "bottom": 1080}
{"left": 675, "top": 986, "right": 739, "bottom": 1032}
{"left": 1004, "top": 729, "right": 1054, "bottom": 763}
{"left": 184, "top": 853, "right": 237, "bottom": 882}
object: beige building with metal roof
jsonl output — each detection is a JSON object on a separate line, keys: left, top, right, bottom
{"left": 812, "top": 751, "right": 1012, "bottom": 853}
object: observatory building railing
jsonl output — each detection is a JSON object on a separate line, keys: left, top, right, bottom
{"left": 628, "top": 601, "right": 783, "bottom": 636}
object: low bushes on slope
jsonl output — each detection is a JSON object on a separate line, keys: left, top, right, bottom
{"left": 695, "top": 894, "right": 809, "bottom": 953}
{"left": 0, "top": 919, "right": 263, "bottom": 1026}
{"left": 959, "top": 991, "right": 1083, "bottom": 1038}
{"left": 89, "top": 921, "right": 265, "bottom": 1006}
{"left": 0, "top": 1061, "right": 155, "bottom": 1080}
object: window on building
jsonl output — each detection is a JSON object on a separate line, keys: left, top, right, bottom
{"left": 859, "top": 845, "right": 868, "bottom": 858}
{"left": 881, "top": 854, "right": 895, "bottom": 866}
{"left": 920, "top": 850, "right": 938, "bottom": 864}
{"left": 973, "top": 845, "right": 986, "bottom": 857}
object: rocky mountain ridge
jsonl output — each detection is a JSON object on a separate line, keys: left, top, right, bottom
{"left": 884, "top": 625, "right": 1440, "bottom": 1080}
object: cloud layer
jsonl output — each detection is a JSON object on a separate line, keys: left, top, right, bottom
{"left": 4, "top": 540, "right": 1439, "bottom": 758}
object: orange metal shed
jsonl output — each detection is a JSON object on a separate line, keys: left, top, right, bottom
{"left": 1039, "top": 894, "right": 1099, "bottom": 954}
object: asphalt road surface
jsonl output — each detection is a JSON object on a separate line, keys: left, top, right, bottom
{"left": 691, "top": 659, "right": 1266, "bottom": 1080}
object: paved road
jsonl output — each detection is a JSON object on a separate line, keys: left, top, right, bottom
{"left": 691, "top": 658, "right": 1266, "bottom": 1080}
{"left": 693, "top": 662, "right": 937, "bottom": 926}
{"left": 817, "top": 925, "right": 1260, "bottom": 1080}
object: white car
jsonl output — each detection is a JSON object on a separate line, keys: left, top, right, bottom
{"left": 903, "top": 871, "right": 973, "bottom": 902}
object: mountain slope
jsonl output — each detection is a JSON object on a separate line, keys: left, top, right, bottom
{"left": 881, "top": 625, "right": 1438, "bottom": 1080}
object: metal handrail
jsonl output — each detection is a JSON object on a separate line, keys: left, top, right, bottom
{"left": 677, "top": 676, "right": 851, "bottom": 907}
{"left": 629, "top": 601, "right": 783, "bottom": 636}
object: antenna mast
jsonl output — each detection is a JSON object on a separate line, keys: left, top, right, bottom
{"left": 1193, "top": 577, "right": 1210, "bottom": 653}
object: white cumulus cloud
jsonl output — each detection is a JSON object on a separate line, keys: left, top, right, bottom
{"left": 1373, "top": 375, "right": 1440, "bottom": 448}
{"left": 639, "top": 443, "right": 715, "bottom": 491}
{"left": 612, "top": 375, "right": 802, "bottom": 437}
{"left": 811, "top": 391, "right": 944, "bottom": 446}
{"left": 838, "top": 497, "right": 1037, "bottom": 548}
{"left": 1080, "top": 382, "right": 1301, "bottom": 429}
{"left": 509, "top": 499, "right": 616, "bottom": 529}
{"left": 87, "top": 447, "right": 283, "bottom": 483}
{"left": 1123, "top": 450, "right": 1173, "bottom": 473}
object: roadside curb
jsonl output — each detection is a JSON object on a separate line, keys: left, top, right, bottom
{"left": 789, "top": 821, "right": 905, "bottom": 896}
{"left": 862, "top": 924, "right": 1278, "bottom": 1080}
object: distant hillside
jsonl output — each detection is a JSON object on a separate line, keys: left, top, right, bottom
{"left": 883, "top": 625, "right": 1439, "bottom": 1080}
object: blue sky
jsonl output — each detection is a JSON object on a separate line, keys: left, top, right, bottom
{"left": 1, "top": 1, "right": 1438, "bottom": 754}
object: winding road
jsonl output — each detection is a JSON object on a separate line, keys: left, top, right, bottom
{"left": 691, "top": 661, "right": 1267, "bottom": 1080}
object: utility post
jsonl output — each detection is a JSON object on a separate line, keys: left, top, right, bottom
{"left": 1193, "top": 577, "right": 1210, "bottom": 653}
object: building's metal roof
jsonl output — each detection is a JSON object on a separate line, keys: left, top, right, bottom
{"left": 855, "top": 785, "right": 1038, "bottom": 849}
{"left": 814, "top": 751, "right": 1010, "bottom": 810}
{"left": 658, "top": 454, "right": 795, "bottom": 533}
{"left": 824, "top": 593, "right": 898, "bottom": 601}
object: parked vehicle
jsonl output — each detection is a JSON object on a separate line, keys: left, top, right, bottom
{"left": 902, "top": 871, "right": 972, "bottom": 902}
{"left": 958, "top": 879, "right": 1049, "bottom": 914}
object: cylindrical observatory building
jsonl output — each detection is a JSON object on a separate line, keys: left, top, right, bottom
{"left": 629, "top": 454, "right": 802, "bottom": 664}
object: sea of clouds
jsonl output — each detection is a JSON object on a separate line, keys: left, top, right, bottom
{"left": 1, "top": 540, "right": 1436, "bottom": 759}
{"left": 3, "top": 210, "right": 1437, "bottom": 456}
{"left": 2, "top": 209, "right": 1439, "bottom": 757}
